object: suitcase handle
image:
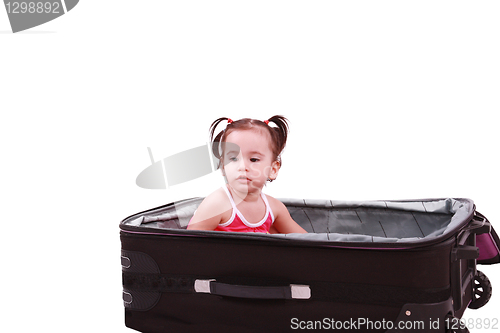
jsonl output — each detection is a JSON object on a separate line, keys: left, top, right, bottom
{"left": 457, "top": 211, "right": 491, "bottom": 246}
{"left": 194, "top": 279, "right": 311, "bottom": 300}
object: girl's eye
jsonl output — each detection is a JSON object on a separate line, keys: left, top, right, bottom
{"left": 250, "top": 158, "right": 260, "bottom": 162}
{"left": 229, "top": 156, "right": 238, "bottom": 162}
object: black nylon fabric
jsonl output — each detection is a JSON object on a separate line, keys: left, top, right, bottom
{"left": 123, "top": 271, "right": 450, "bottom": 308}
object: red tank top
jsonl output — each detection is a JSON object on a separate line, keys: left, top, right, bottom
{"left": 215, "top": 186, "right": 274, "bottom": 233}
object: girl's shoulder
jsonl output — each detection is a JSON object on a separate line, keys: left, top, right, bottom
{"left": 188, "top": 188, "right": 232, "bottom": 230}
{"left": 263, "top": 193, "right": 307, "bottom": 234}
{"left": 197, "top": 187, "right": 232, "bottom": 217}
{"left": 263, "top": 193, "right": 287, "bottom": 216}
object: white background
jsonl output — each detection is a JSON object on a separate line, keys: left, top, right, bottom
{"left": 1, "top": 1, "right": 499, "bottom": 332}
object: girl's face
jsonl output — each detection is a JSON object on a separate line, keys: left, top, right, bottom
{"left": 222, "top": 129, "right": 279, "bottom": 195}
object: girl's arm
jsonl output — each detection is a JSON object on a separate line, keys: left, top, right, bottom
{"left": 187, "top": 190, "right": 227, "bottom": 231}
{"left": 268, "top": 196, "right": 307, "bottom": 234}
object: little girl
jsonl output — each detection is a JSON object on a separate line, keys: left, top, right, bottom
{"left": 187, "top": 116, "right": 307, "bottom": 234}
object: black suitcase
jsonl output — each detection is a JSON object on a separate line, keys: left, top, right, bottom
{"left": 120, "top": 197, "right": 499, "bottom": 332}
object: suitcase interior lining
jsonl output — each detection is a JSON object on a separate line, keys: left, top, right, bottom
{"left": 121, "top": 197, "right": 473, "bottom": 243}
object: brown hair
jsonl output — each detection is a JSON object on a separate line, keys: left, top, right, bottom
{"left": 209, "top": 116, "right": 289, "bottom": 168}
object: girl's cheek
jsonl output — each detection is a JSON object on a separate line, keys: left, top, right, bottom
{"left": 249, "top": 164, "right": 263, "bottom": 176}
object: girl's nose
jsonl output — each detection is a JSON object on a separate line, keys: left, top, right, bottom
{"left": 237, "top": 156, "right": 248, "bottom": 171}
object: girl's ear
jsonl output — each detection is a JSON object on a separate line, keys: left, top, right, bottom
{"left": 268, "top": 160, "right": 281, "bottom": 182}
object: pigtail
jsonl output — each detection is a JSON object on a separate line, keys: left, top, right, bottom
{"left": 267, "top": 115, "right": 289, "bottom": 165}
{"left": 209, "top": 117, "right": 231, "bottom": 164}
{"left": 209, "top": 117, "right": 230, "bottom": 143}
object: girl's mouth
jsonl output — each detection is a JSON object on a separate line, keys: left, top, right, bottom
{"left": 237, "top": 176, "right": 251, "bottom": 182}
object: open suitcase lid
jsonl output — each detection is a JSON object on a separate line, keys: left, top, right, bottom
{"left": 120, "top": 197, "right": 500, "bottom": 260}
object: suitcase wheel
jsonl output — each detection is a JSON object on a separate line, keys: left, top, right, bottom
{"left": 468, "top": 270, "right": 492, "bottom": 309}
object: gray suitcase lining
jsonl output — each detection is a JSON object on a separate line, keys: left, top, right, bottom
{"left": 121, "top": 197, "right": 474, "bottom": 244}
